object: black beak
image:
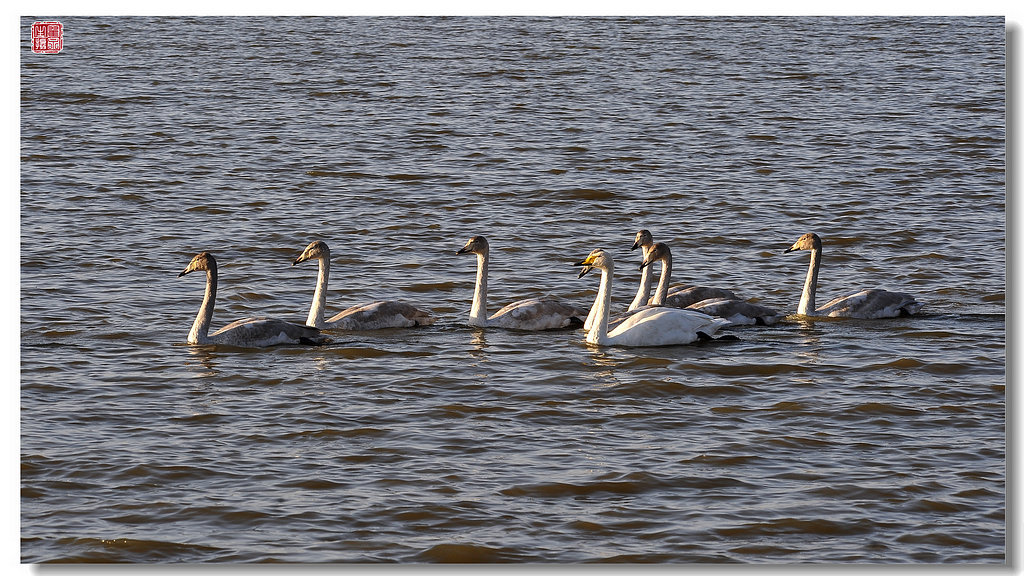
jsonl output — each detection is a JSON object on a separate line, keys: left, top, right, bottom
{"left": 456, "top": 247, "right": 469, "bottom": 255}
{"left": 783, "top": 247, "right": 795, "bottom": 254}
{"left": 631, "top": 241, "right": 640, "bottom": 250}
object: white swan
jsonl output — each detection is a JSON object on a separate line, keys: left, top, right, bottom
{"left": 457, "top": 235, "right": 584, "bottom": 330}
{"left": 293, "top": 240, "right": 435, "bottom": 330}
{"left": 640, "top": 242, "right": 739, "bottom": 308}
{"left": 584, "top": 228, "right": 655, "bottom": 331}
{"left": 178, "top": 251, "right": 324, "bottom": 347}
{"left": 784, "top": 232, "right": 923, "bottom": 318}
{"left": 574, "top": 249, "right": 730, "bottom": 347}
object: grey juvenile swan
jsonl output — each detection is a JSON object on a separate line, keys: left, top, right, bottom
{"left": 178, "top": 251, "right": 324, "bottom": 347}
{"left": 457, "top": 235, "right": 584, "bottom": 330}
{"left": 641, "top": 242, "right": 739, "bottom": 308}
{"left": 784, "top": 232, "right": 923, "bottom": 318}
{"left": 639, "top": 243, "right": 783, "bottom": 326}
{"left": 293, "top": 240, "right": 435, "bottom": 330}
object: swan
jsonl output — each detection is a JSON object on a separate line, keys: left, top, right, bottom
{"left": 640, "top": 242, "right": 739, "bottom": 308}
{"left": 784, "top": 232, "right": 924, "bottom": 318}
{"left": 178, "top": 251, "right": 324, "bottom": 347}
{"left": 574, "top": 249, "right": 730, "bottom": 347}
{"left": 456, "top": 235, "right": 584, "bottom": 330}
{"left": 583, "top": 228, "right": 655, "bottom": 331}
{"left": 627, "top": 229, "right": 656, "bottom": 311}
{"left": 292, "top": 240, "right": 435, "bottom": 330}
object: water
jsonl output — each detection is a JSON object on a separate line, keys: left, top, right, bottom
{"left": 20, "top": 16, "right": 1005, "bottom": 563}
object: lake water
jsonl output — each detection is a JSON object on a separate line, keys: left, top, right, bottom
{"left": 19, "top": 16, "right": 1005, "bottom": 563}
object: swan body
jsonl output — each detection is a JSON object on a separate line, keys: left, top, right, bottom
{"left": 575, "top": 249, "right": 730, "bottom": 347}
{"left": 178, "top": 251, "right": 324, "bottom": 348}
{"left": 686, "top": 297, "right": 785, "bottom": 326}
{"left": 784, "top": 232, "right": 923, "bottom": 318}
{"left": 640, "top": 242, "right": 739, "bottom": 307}
{"left": 457, "top": 235, "right": 583, "bottom": 330}
{"left": 293, "top": 240, "right": 435, "bottom": 330}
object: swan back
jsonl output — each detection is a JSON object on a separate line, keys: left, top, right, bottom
{"left": 327, "top": 300, "right": 436, "bottom": 330}
{"left": 209, "top": 317, "right": 324, "bottom": 347}
{"left": 817, "top": 289, "right": 923, "bottom": 319}
{"left": 687, "top": 297, "right": 784, "bottom": 326}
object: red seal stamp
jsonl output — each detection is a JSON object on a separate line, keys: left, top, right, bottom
{"left": 31, "top": 21, "right": 63, "bottom": 54}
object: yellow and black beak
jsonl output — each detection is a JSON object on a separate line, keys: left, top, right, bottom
{"left": 574, "top": 254, "right": 596, "bottom": 279}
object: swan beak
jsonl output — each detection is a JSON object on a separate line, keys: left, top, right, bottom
{"left": 783, "top": 245, "right": 797, "bottom": 254}
{"left": 456, "top": 247, "right": 469, "bottom": 255}
{"left": 631, "top": 241, "right": 640, "bottom": 250}
{"left": 574, "top": 256, "right": 596, "bottom": 279}
{"left": 177, "top": 269, "right": 188, "bottom": 277}
{"left": 638, "top": 258, "right": 652, "bottom": 270}
{"left": 293, "top": 254, "right": 307, "bottom": 266}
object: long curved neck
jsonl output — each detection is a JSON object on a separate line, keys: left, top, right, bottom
{"left": 307, "top": 255, "right": 330, "bottom": 328}
{"left": 627, "top": 245, "right": 653, "bottom": 311}
{"left": 650, "top": 251, "right": 672, "bottom": 306}
{"left": 587, "top": 263, "right": 614, "bottom": 345}
{"left": 469, "top": 251, "right": 488, "bottom": 326}
{"left": 189, "top": 264, "right": 217, "bottom": 344}
{"left": 798, "top": 248, "right": 821, "bottom": 315}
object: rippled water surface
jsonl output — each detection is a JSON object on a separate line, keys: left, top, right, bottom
{"left": 20, "top": 16, "right": 1004, "bottom": 563}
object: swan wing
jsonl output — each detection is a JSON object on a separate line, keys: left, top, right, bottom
{"left": 489, "top": 297, "right": 584, "bottom": 331}
{"left": 687, "top": 297, "right": 785, "bottom": 326}
{"left": 606, "top": 307, "right": 729, "bottom": 347}
{"left": 659, "top": 286, "right": 739, "bottom": 308}
{"left": 818, "top": 289, "right": 923, "bottom": 319}
{"left": 210, "top": 317, "right": 324, "bottom": 347}
{"left": 326, "top": 300, "right": 436, "bottom": 330}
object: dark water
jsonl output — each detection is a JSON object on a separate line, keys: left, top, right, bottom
{"left": 20, "top": 16, "right": 1004, "bottom": 563}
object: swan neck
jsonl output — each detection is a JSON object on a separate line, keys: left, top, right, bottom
{"left": 469, "top": 252, "right": 488, "bottom": 326}
{"left": 307, "top": 255, "right": 329, "bottom": 328}
{"left": 628, "top": 245, "right": 654, "bottom": 311}
{"left": 798, "top": 248, "right": 821, "bottom": 315}
{"left": 588, "top": 263, "right": 614, "bottom": 345}
{"left": 651, "top": 251, "right": 672, "bottom": 306}
{"left": 189, "top": 264, "right": 217, "bottom": 344}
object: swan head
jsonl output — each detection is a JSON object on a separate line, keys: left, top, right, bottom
{"left": 639, "top": 242, "right": 670, "bottom": 270}
{"left": 178, "top": 251, "right": 216, "bottom": 277}
{"left": 631, "top": 229, "right": 654, "bottom": 251}
{"left": 575, "top": 249, "right": 611, "bottom": 278}
{"left": 294, "top": 240, "right": 330, "bottom": 265}
{"left": 457, "top": 235, "right": 489, "bottom": 257}
{"left": 784, "top": 233, "right": 822, "bottom": 254}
